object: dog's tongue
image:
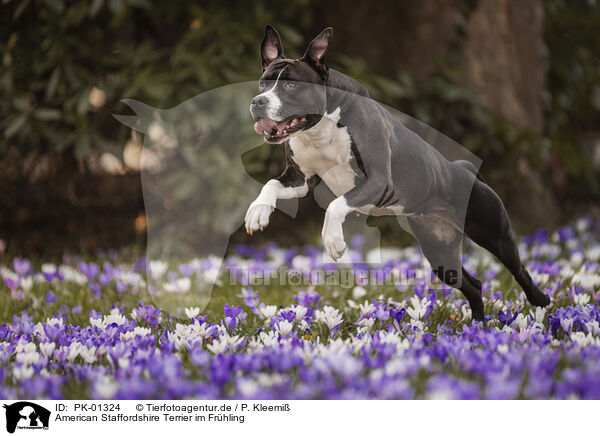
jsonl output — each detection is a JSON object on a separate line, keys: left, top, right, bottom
{"left": 254, "top": 118, "right": 288, "bottom": 135}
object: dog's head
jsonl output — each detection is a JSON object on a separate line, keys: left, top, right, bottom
{"left": 250, "top": 25, "right": 332, "bottom": 144}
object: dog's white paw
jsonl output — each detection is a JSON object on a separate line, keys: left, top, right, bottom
{"left": 322, "top": 222, "right": 346, "bottom": 261}
{"left": 245, "top": 203, "right": 274, "bottom": 234}
{"left": 321, "top": 197, "right": 350, "bottom": 261}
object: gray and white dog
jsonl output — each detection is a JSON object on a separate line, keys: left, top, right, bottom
{"left": 245, "top": 25, "right": 550, "bottom": 321}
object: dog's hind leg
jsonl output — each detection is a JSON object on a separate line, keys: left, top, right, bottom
{"left": 407, "top": 216, "right": 485, "bottom": 322}
{"left": 463, "top": 179, "right": 550, "bottom": 307}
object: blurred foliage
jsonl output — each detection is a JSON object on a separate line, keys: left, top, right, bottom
{"left": 544, "top": 0, "right": 600, "bottom": 199}
{"left": 0, "top": 0, "right": 312, "bottom": 161}
{"left": 1, "top": 0, "right": 599, "bottom": 252}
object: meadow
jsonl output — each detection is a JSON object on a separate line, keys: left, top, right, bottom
{"left": 1, "top": 217, "right": 600, "bottom": 400}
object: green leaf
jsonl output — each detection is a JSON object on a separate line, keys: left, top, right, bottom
{"left": 89, "top": 0, "right": 104, "bottom": 16}
{"left": 46, "top": 68, "right": 61, "bottom": 100}
{"left": 77, "top": 91, "right": 89, "bottom": 115}
{"left": 12, "top": 96, "right": 29, "bottom": 112}
{"left": 4, "top": 114, "right": 27, "bottom": 138}
{"left": 34, "top": 108, "right": 62, "bottom": 121}
{"left": 44, "top": 0, "right": 65, "bottom": 13}
{"left": 108, "top": 0, "right": 123, "bottom": 14}
{"left": 75, "top": 135, "right": 91, "bottom": 160}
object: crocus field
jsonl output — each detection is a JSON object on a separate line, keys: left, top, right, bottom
{"left": 2, "top": 217, "right": 600, "bottom": 400}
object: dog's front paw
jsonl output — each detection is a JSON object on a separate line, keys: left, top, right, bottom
{"left": 245, "top": 203, "right": 274, "bottom": 235}
{"left": 322, "top": 224, "right": 346, "bottom": 261}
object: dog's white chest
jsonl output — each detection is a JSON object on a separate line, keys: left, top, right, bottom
{"left": 289, "top": 108, "right": 356, "bottom": 196}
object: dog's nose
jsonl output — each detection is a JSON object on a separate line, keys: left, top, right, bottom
{"left": 251, "top": 96, "right": 267, "bottom": 107}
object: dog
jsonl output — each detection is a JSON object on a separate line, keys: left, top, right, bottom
{"left": 245, "top": 25, "right": 551, "bottom": 322}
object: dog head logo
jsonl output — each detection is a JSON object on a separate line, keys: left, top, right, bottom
{"left": 3, "top": 402, "right": 50, "bottom": 433}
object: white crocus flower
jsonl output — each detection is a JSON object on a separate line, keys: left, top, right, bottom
{"left": 260, "top": 305, "right": 278, "bottom": 319}
{"left": 164, "top": 277, "right": 192, "bottom": 293}
{"left": 206, "top": 333, "right": 243, "bottom": 354}
{"left": 41, "top": 263, "right": 57, "bottom": 274}
{"left": 346, "top": 300, "right": 359, "bottom": 309}
{"left": 561, "top": 318, "right": 574, "bottom": 332}
{"left": 514, "top": 313, "right": 528, "bottom": 330}
{"left": 461, "top": 305, "right": 472, "bottom": 322}
{"left": 573, "top": 293, "right": 591, "bottom": 305}
{"left": 352, "top": 286, "right": 367, "bottom": 300}
{"left": 103, "top": 312, "right": 128, "bottom": 327}
{"left": 274, "top": 320, "right": 293, "bottom": 337}
{"left": 407, "top": 295, "right": 429, "bottom": 320}
{"left": 534, "top": 306, "right": 547, "bottom": 324}
{"left": 316, "top": 306, "right": 343, "bottom": 330}
{"left": 574, "top": 272, "right": 600, "bottom": 288}
{"left": 39, "top": 342, "right": 56, "bottom": 357}
{"left": 19, "top": 276, "right": 33, "bottom": 292}
{"left": 90, "top": 309, "right": 128, "bottom": 329}
{"left": 79, "top": 346, "right": 97, "bottom": 364}
{"left": 293, "top": 305, "right": 308, "bottom": 322}
{"left": 149, "top": 260, "right": 168, "bottom": 278}
{"left": 177, "top": 277, "right": 191, "bottom": 292}
{"left": 185, "top": 307, "right": 200, "bottom": 319}
{"left": 93, "top": 376, "right": 118, "bottom": 399}
{"left": 67, "top": 343, "right": 82, "bottom": 362}
{"left": 15, "top": 349, "right": 43, "bottom": 366}
{"left": 359, "top": 301, "right": 375, "bottom": 316}
{"left": 47, "top": 317, "right": 64, "bottom": 328}
{"left": 357, "top": 317, "right": 375, "bottom": 333}
{"left": 571, "top": 331, "right": 600, "bottom": 347}
{"left": 13, "top": 365, "right": 34, "bottom": 381}
{"left": 59, "top": 266, "right": 87, "bottom": 284}
{"left": 259, "top": 331, "right": 279, "bottom": 347}
{"left": 410, "top": 319, "right": 424, "bottom": 332}
{"left": 120, "top": 327, "right": 152, "bottom": 341}
{"left": 167, "top": 322, "right": 211, "bottom": 350}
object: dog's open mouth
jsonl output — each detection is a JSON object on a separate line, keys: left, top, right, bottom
{"left": 253, "top": 116, "right": 308, "bottom": 142}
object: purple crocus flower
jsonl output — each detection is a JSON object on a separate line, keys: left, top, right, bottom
{"left": 90, "top": 283, "right": 101, "bottom": 299}
{"left": 79, "top": 261, "right": 99, "bottom": 281}
{"left": 294, "top": 290, "right": 320, "bottom": 306}
{"left": 98, "top": 272, "right": 111, "bottom": 286}
{"left": 43, "top": 322, "right": 65, "bottom": 342}
{"left": 237, "top": 287, "right": 259, "bottom": 313}
{"left": 179, "top": 264, "right": 195, "bottom": 276}
{"left": 3, "top": 277, "right": 18, "bottom": 291}
{"left": 13, "top": 258, "right": 31, "bottom": 276}
{"left": 45, "top": 291, "right": 57, "bottom": 304}
{"left": 498, "top": 309, "right": 519, "bottom": 326}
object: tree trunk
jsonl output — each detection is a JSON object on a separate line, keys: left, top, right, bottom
{"left": 463, "top": 0, "right": 544, "bottom": 133}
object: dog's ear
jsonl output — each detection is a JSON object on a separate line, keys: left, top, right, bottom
{"left": 260, "top": 25, "right": 284, "bottom": 69}
{"left": 302, "top": 27, "right": 333, "bottom": 74}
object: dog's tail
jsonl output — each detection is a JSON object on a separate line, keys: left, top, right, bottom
{"left": 454, "top": 159, "right": 487, "bottom": 184}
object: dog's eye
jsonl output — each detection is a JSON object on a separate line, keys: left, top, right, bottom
{"left": 258, "top": 82, "right": 266, "bottom": 90}
{"left": 284, "top": 82, "right": 296, "bottom": 89}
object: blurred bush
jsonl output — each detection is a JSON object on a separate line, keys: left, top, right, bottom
{"left": 1, "top": 0, "right": 599, "bottom": 254}
{"left": 544, "top": 0, "right": 600, "bottom": 203}
{"left": 0, "top": 0, "right": 311, "bottom": 160}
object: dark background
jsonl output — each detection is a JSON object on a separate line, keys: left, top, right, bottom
{"left": 1, "top": 0, "right": 599, "bottom": 257}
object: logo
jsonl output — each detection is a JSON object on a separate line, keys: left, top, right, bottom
{"left": 2, "top": 402, "right": 50, "bottom": 433}
{"left": 114, "top": 83, "right": 480, "bottom": 316}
